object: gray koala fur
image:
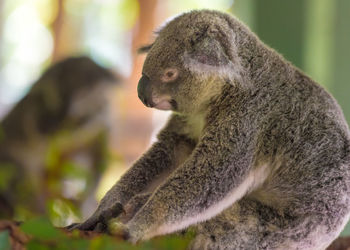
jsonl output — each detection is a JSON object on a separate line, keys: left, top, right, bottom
{"left": 72, "top": 10, "right": 350, "bottom": 250}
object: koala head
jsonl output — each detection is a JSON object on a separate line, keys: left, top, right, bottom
{"left": 137, "top": 10, "right": 244, "bottom": 114}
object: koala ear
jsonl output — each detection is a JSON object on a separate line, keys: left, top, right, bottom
{"left": 182, "top": 25, "right": 243, "bottom": 81}
{"left": 184, "top": 24, "right": 233, "bottom": 68}
{"left": 188, "top": 36, "right": 230, "bottom": 67}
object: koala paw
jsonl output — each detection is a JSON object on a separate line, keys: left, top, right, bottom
{"left": 66, "top": 202, "right": 124, "bottom": 233}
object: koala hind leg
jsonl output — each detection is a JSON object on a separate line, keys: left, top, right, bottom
{"left": 190, "top": 198, "right": 339, "bottom": 250}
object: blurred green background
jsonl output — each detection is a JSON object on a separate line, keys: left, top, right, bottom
{"left": 0, "top": 0, "right": 349, "bottom": 248}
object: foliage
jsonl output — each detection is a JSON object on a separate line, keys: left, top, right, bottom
{"left": 0, "top": 217, "right": 192, "bottom": 250}
{"left": 0, "top": 230, "right": 11, "bottom": 250}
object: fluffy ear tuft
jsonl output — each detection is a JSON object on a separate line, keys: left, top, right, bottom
{"left": 188, "top": 37, "right": 230, "bottom": 66}
{"left": 182, "top": 26, "right": 241, "bottom": 80}
{"left": 185, "top": 24, "right": 231, "bottom": 67}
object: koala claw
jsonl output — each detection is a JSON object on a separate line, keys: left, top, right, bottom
{"left": 98, "top": 202, "right": 124, "bottom": 225}
{"left": 66, "top": 202, "right": 124, "bottom": 233}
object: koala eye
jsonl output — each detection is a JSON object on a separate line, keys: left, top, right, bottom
{"left": 161, "top": 68, "right": 178, "bottom": 83}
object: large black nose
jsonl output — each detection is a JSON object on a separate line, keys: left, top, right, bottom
{"left": 137, "top": 74, "right": 153, "bottom": 107}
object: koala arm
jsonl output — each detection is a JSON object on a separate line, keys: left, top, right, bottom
{"left": 119, "top": 192, "right": 152, "bottom": 224}
{"left": 71, "top": 114, "right": 193, "bottom": 231}
{"left": 125, "top": 116, "right": 256, "bottom": 242}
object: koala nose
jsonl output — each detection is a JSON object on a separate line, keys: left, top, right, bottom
{"left": 137, "top": 74, "right": 153, "bottom": 107}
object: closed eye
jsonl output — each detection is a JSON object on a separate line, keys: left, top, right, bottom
{"left": 138, "top": 43, "right": 153, "bottom": 54}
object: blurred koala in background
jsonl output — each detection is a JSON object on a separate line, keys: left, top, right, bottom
{"left": 0, "top": 56, "right": 119, "bottom": 222}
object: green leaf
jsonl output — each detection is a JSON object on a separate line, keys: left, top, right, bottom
{"left": 150, "top": 235, "right": 192, "bottom": 250}
{"left": 26, "top": 241, "right": 50, "bottom": 250}
{"left": 20, "top": 217, "right": 65, "bottom": 240}
{"left": 47, "top": 198, "right": 80, "bottom": 227}
{"left": 58, "top": 238, "right": 90, "bottom": 250}
{"left": 0, "top": 230, "right": 11, "bottom": 250}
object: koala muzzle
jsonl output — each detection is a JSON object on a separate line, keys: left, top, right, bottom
{"left": 137, "top": 74, "right": 153, "bottom": 107}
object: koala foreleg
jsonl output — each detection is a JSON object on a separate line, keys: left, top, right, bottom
{"left": 68, "top": 115, "right": 195, "bottom": 232}
{"left": 119, "top": 193, "right": 152, "bottom": 224}
{"left": 124, "top": 121, "right": 256, "bottom": 242}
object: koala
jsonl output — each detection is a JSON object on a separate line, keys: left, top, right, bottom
{"left": 0, "top": 56, "right": 118, "bottom": 219}
{"left": 71, "top": 10, "right": 350, "bottom": 250}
